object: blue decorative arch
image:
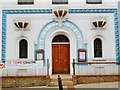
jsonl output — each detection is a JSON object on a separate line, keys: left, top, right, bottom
{"left": 36, "top": 20, "right": 84, "bottom": 50}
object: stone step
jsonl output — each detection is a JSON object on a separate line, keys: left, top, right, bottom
{"left": 49, "top": 81, "right": 73, "bottom": 86}
{"left": 50, "top": 74, "right": 72, "bottom": 79}
{"left": 50, "top": 78, "right": 72, "bottom": 82}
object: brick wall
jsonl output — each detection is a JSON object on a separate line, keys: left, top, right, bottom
{"left": 73, "top": 74, "right": 120, "bottom": 84}
{"left": 2, "top": 76, "right": 50, "bottom": 88}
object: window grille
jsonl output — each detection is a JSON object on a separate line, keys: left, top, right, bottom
{"left": 94, "top": 38, "right": 102, "bottom": 58}
{"left": 52, "top": 0, "right": 68, "bottom": 4}
{"left": 18, "top": 0, "right": 34, "bottom": 5}
{"left": 86, "top": 0, "right": 102, "bottom": 4}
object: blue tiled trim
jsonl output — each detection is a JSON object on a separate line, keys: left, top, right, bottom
{"left": 4, "top": 9, "right": 52, "bottom": 14}
{"left": 69, "top": 9, "right": 115, "bottom": 13}
{"left": 2, "top": 9, "right": 119, "bottom": 62}
{"left": 2, "top": 11, "right": 7, "bottom": 61}
{"left": 114, "top": 9, "right": 119, "bottom": 62}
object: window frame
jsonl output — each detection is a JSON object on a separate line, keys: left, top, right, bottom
{"left": 94, "top": 38, "right": 102, "bottom": 58}
{"left": 52, "top": 35, "right": 70, "bottom": 42}
{"left": 52, "top": 0, "right": 68, "bottom": 4}
{"left": 35, "top": 50, "right": 44, "bottom": 60}
{"left": 19, "top": 39, "right": 28, "bottom": 59}
{"left": 86, "top": 0, "right": 102, "bottom": 4}
{"left": 18, "top": 0, "right": 34, "bottom": 5}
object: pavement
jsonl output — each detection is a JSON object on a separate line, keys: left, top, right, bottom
{"left": 2, "top": 81, "right": 120, "bottom": 90}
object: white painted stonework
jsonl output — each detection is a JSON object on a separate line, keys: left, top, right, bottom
{"left": 0, "top": 0, "right": 119, "bottom": 76}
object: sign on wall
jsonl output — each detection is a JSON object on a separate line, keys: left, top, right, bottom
{"left": 78, "top": 49, "right": 86, "bottom": 62}
{"left": 35, "top": 49, "right": 44, "bottom": 60}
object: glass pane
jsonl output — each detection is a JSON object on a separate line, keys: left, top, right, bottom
{"left": 18, "top": 0, "right": 34, "bottom": 5}
{"left": 19, "top": 39, "right": 28, "bottom": 58}
{"left": 86, "top": 0, "right": 102, "bottom": 4}
{"left": 94, "top": 38, "right": 102, "bottom": 57}
{"left": 52, "top": 35, "right": 69, "bottom": 42}
{"left": 52, "top": 0, "right": 68, "bottom": 4}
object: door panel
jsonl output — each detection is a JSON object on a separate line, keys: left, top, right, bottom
{"left": 52, "top": 45, "right": 60, "bottom": 74}
{"left": 52, "top": 44, "right": 70, "bottom": 74}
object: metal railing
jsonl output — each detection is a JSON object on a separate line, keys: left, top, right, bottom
{"left": 47, "top": 59, "right": 50, "bottom": 76}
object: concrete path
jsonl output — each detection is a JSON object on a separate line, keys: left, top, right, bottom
{"left": 75, "top": 82, "right": 119, "bottom": 88}
{"left": 23, "top": 81, "right": 118, "bottom": 88}
{"left": 4, "top": 81, "right": 119, "bottom": 90}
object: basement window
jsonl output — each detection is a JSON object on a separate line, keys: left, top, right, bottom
{"left": 86, "top": 0, "right": 102, "bottom": 4}
{"left": 18, "top": 0, "right": 34, "bottom": 5}
{"left": 52, "top": 0, "right": 68, "bottom": 4}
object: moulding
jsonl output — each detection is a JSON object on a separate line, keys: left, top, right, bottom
{"left": 2, "top": 9, "right": 119, "bottom": 62}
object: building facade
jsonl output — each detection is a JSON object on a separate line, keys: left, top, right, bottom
{"left": 0, "top": 0, "right": 119, "bottom": 76}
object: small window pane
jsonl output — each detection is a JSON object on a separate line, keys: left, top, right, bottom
{"left": 94, "top": 38, "right": 102, "bottom": 57}
{"left": 52, "top": 35, "right": 69, "bottom": 42}
{"left": 18, "top": 0, "right": 34, "bottom": 5}
{"left": 19, "top": 39, "right": 28, "bottom": 58}
{"left": 86, "top": 0, "right": 102, "bottom": 4}
{"left": 52, "top": 0, "right": 68, "bottom": 4}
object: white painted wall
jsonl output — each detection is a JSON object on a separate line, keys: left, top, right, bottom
{"left": 68, "top": 13, "right": 116, "bottom": 61}
{"left": 75, "top": 64, "right": 119, "bottom": 75}
{"left": 1, "top": 0, "right": 118, "bottom": 10}
{"left": 5, "top": 12, "right": 116, "bottom": 61}
{"left": 6, "top": 14, "right": 53, "bottom": 60}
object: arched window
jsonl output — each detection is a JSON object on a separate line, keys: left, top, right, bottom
{"left": 94, "top": 38, "right": 102, "bottom": 58}
{"left": 52, "top": 35, "right": 69, "bottom": 42}
{"left": 19, "top": 39, "right": 28, "bottom": 58}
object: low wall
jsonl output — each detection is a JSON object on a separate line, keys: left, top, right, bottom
{"left": 75, "top": 64, "right": 119, "bottom": 75}
{"left": 2, "top": 75, "right": 50, "bottom": 88}
{"left": 72, "top": 74, "right": 120, "bottom": 84}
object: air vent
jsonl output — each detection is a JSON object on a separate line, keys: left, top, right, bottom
{"left": 14, "top": 20, "right": 30, "bottom": 31}
{"left": 53, "top": 10, "right": 67, "bottom": 18}
{"left": 92, "top": 21, "right": 106, "bottom": 28}
{"left": 14, "top": 22, "right": 28, "bottom": 28}
{"left": 91, "top": 17, "right": 107, "bottom": 30}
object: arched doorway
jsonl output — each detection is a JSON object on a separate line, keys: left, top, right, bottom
{"left": 52, "top": 35, "right": 70, "bottom": 74}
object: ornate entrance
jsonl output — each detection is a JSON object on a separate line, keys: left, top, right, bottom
{"left": 52, "top": 35, "right": 70, "bottom": 74}
{"left": 37, "top": 20, "right": 85, "bottom": 75}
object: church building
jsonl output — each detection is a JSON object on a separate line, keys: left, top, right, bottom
{"left": 0, "top": 0, "right": 120, "bottom": 86}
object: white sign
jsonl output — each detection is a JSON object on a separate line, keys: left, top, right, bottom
{"left": 37, "top": 53, "right": 43, "bottom": 60}
{"left": 79, "top": 52, "right": 85, "bottom": 60}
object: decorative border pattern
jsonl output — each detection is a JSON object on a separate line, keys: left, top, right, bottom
{"left": 2, "top": 9, "right": 119, "bottom": 62}
{"left": 37, "top": 20, "right": 84, "bottom": 50}
{"left": 2, "top": 10, "right": 52, "bottom": 61}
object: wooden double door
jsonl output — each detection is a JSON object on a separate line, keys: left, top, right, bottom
{"left": 52, "top": 44, "right": 70, "bottom": 74}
